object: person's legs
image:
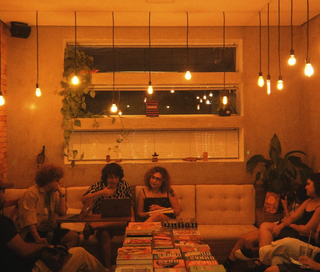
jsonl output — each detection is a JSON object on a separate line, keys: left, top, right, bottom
{"left": 96, "top": 229, "right": 112, "bottom": 270}
{"left": 60, "top": 230, "right": 80, "bottom": 248}
{"left": 32, "top": 247, "right": 108, "bottom": 272}
{"left": 259, "top": 222, "right": 278, "bottom": 248}
{"left": 264, "top": 266, "right": 280, "bottom": 272}
{"left": 223, "top": 230, "right": 259, "bottom": 271}
{"left": 146, "top": 212, "right": 170, "bottom": 223}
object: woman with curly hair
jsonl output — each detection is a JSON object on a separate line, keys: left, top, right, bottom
{"left": 137, "top": 166, "right": 180, "bottom": 222}
{"left": 16, "top": 164, "right": 79, "bottom": 249}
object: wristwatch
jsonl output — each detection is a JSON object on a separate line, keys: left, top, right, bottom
{"left": 59, "top": 193, "right": 66, "bottom": 198}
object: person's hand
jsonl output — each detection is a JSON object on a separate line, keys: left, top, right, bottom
{"left": 272, "top": 225, "right": 283, "bottom": 237}
{"left": 280, "top": 196, "right": 288, "bottom": 209}
{"left": 35, "top": 237, "right": 48, "bottom": 244}
{"left": 101, "top": 186, "right": 115, "bottom": 197}
{"left": 149, "top": 204, "right": 163, "bottom": 211}
{"left": 298, "top": 255, "right": 317, "bottom": 269}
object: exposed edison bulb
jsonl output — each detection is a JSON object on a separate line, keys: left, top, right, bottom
{"left": 200, "top": 98, "right": 203, "bottom": 103}
{"left": 170, "top": 89, "right": 175, "bottom": 93}
{"left": 288, "top": 55, "right": 296, "bottom": 66}
{"left": 144, "top": 97, "right": 147, "bottom": 103}
{"left": 196, "top": 96, "right": 200, "bottom": 99}
{"left": 185, "top": 70, "right": 191, "bottom": 80}
{"left": 206, "top": 99, "right": 210, "bottom": 105}
{"left": 0, "top": 93, "right": 5, "bottom": 106}
{"left": 111, "top": 101, "right": 118, "bottom": 113}
{"left": 266, "top": 75, "right": 271, "bottom": 95}
{"left": 277, "top": 76, "right": 283, "bottom": 90}
{"left": 209, "top": 92, "right": 213, "bottom": 97}
{"left": 197, "top": 104, "right": 200, "bottom": 110}
{"left": 258, "top": 72, "right": 264, "bottom": 87}
{"left": 147, "top": 82, "right": 153, "bottom": 94}
{"left": 304, "top": 60, "right": 314, "bottom": 77}
{"left": 118, "top": 110, "right": 122, "bottom": 116}
{"left": 72, "top": 75, "right": 79, "bottom": 85}
{"left": 203, "top": 95, "right": 207, "bottom": 100}
{"left": 35, "top": 84, "right": 42, "bottom": 97}
{"left": 222, "top": 95, "right": 228, "bottom": 105}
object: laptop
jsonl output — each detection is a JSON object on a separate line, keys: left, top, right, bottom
{"left": 100, "top": 198, "right": 131, "bottom": 218}
{"left": 59, "top": 198, "right": 95, "bottom": 221}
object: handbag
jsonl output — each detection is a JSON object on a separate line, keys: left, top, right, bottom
{"left": 39, "top": 245, "right": 70, "bottom": 272}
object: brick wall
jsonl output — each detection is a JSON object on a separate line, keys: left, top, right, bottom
{"left": 0, "top": 21, "right": 7, "bottom": 182}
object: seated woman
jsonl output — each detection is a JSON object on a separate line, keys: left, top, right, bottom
{"left": 137, "top": 166, "right": 180, "bottom": 223}
{"left": 244, "top": 173, "right": 320, "bottom": 272}
{"left": 15, "top": 164, "right": 79, "bottom": 249}
{"left": 80, "top": 163, "right": 134, "bottom": 271}
{"left": 223, "top": 185, "right": 307, "bottom": 272}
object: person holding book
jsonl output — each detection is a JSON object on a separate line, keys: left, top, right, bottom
{"left": 15, "top": 164, "right": 79, "bottom": 249}
{"left": 223, "top": 185, "right": 307, "bottom": 272}
{"left": 0, "top": 179, "right": 109, "bottom": 272}
{"left": 241, "top": 173, "right": 320, "bottom": 272}
{"left": 80, "top": 162, "right": 135, "bottom": 271}
{"left": 137, "top": 166, "right": 180, "bottom": 222}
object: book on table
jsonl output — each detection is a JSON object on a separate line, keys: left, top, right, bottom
{"left": 179, "top": 245, "right": 211, "bottom": 254}
{"left": 147, "top": 207, "right": 174, "bottom": 215}
{"left": 177, "top": 240, "right": 208, "bottom": 247}
{"left": 184, "top": 255, "right": 216, "bottom": 261}
{"left": 126, "top": 222, "right": 162, "bottom": 235}
{"left": 182, "top": 250, "right": 212, "bottom": 260}
{"left": 115, "top": 265, "right": 154, "bottom": 272}
{"left": 153, "top": 259, "right": 186, "bottom": 269}
{"left": 153, "top": 268, "right": 187, "bottom": 272}
{"left": 116, "top": 246, "right": 153, "bottom": 265}
{"left": 172, "top": 229, "right": 201, "bottom": 236}
{"left": 123, "top": 236, "right": 153, "bottom": 247}
{"left": 173, "top": 234, "right": 203, "bottom": 241}
{"left": 188, "top": 265, "right": 226, "bottom": 272}
{"left": 153, "top": 230, "right": 175, "bottom": 249}
{"left": 186, "top": 260, "right": 219, "bottom": 269}
{"left": 153, "top": 248, "right": 183, "bottom": 260}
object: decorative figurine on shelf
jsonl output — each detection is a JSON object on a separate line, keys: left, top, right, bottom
{"left": 152, "top": 152, "right": 159, "bottom": 162}
{"left": 36, "top": 146, "right": 45, "bottom": 168}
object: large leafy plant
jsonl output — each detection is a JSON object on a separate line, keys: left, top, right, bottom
{"left": 246, "top": 134, "right": 312, "bottom": 197}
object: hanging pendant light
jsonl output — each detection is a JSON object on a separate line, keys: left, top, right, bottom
{"left": 110, "top": 12, "right": 118, "bottom": 113}
{"left": 185, "top": 12, "right": 191, "bottom": 80}
{"left": 288, "top": 0, "right": 296, "bottom": 66}
{"left": 304, "top": 0, "right": 314, "bottom": 77}
{"left": 221, "top": 12, "right": 228, "bottom": 106}
{"left": 0, "top": 20, "right": 4, "bottom": 106}
{"left": 35, "top": 11, "right": 41, "bottom": 97}
{"left": 147, "top": 12, "right": 153, "bottom": 94}
{"left": 266, "top": 4, "right": 271, "bottom": 95}
{"left": 258, "top": 12, "right": 264, "bottom": 88}
{"left": 277, "top": 0, "right": 283, "bottom": 90}
{"left": 72, "top": 11, "right": 79, "bottom": 85}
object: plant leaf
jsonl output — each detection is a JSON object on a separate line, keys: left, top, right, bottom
{"left": 269, "top": 134, "right": 281, "bottom": 161}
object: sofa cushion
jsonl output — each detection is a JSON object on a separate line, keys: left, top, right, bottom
{"left": 135, "top": 185, "right": 195, "bottom": 220}
{"left": 66, "top": 186, "right": 89, "bottom": 209}
{"left": 199, "top": 224, "right": 258, "bottom": 240}
{"left": 196, "top": 185, "right": 255, "bottom": 225}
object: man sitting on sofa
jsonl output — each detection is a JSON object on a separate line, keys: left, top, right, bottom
{"left": 0, "top": 179, "right": 108, "bottom": 272}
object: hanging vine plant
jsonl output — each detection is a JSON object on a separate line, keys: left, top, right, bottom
{"left": 59, "top": 47, "right": 127, "bottom": 167}
{"left": 59, "top": 47, "right": 99, "bottom": 166}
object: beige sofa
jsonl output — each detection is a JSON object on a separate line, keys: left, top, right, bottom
{"left": 2, "top": 184, "right": 257, "bottom": 264}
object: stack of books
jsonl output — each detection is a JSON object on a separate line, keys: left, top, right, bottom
{"left": 116, "top": 246, "right": 153, "bottom": 266}
{"left": 153, "top": 230, "right": 175, "bottom": 249}
{"left": 125, "top": 222, "right": 162, "bottom": 237}
{"left": 123, "top": 236, "right": 153, "bottom": 247}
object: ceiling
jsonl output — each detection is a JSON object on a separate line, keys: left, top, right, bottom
{"left": 0, "top": 0, "right": 320, "bottom": 27}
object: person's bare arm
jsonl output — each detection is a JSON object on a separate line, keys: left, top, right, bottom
{"left": 28, "top": 224, "right": 47, "bottom": 244}
{"left": 6, "top": 234, "right": 49, "bottom": 258}
{"left": 168, "top": 190, "right": 181, "bottom": 216}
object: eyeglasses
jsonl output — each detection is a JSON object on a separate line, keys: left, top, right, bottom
{"left": 108, "top": 176, "right": 119, "bottom": 181}
{"left": 151, "top": 175, "right": 162, "bottom": 182}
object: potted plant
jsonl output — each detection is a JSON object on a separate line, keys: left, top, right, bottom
{"left": 246, "top": 134, "right": 312, "bottom": 209}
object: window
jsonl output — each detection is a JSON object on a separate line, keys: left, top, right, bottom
{"left": 85, "top": 88, "right": 237, "bottom": 115}
{"left": 72, "top": 46, "right": 236, "bottom": 73}
{"left": 69, "top": 129, "right": 239, "bottom": 161}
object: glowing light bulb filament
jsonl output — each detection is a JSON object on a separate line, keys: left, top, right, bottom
{"left": 305, "top": 61, "right": 314, "bottom": 77}
{"left": 222, "top": 96, "right": 228, "bottom": 105}
{"left": 185, "top": 70, "right": 191, "bottom": 80}
{"left": 72, "top": 75, "right": 79, "bottom": 85}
